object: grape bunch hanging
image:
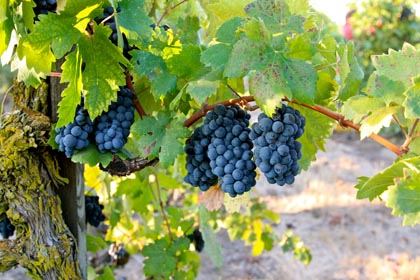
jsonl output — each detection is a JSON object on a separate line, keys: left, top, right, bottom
{"left": 185, "top": 105, "right": 256, "bottom": 197}
{"left": 85, "top": 195, "right": 106, "bottom": 227}
{"left": 54, "top": 86, "right": 135, "bottom": 157}
{"left": 184, "top": 103, "right": 305, "bottom": 196}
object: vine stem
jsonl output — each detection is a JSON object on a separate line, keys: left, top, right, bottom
{"left": 148, "top": 174, "right": 174, "bottom": 241}
{"left": 183, "top": 95, "right": 404, "bottom": 157}
{"left": 156, "top": 0, "right": 189, "bottom": 26}
{"left": 401, "top": 118, "right": 420, "bottom": 152}
{"left": 125, "top": 73, "right": 147, "bottom": 117}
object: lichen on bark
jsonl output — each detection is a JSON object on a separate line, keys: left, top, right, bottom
{"left": 0, "top": 81, "right": 82, "bottom": 279}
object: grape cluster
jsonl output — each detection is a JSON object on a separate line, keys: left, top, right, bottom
{"left": 85, "top": 195, "right": 106, "bottom": 227}
{"left": 184, "top": 127, "right": 218, "bottom": 191}
{"left": 55, "top": 106, "right": 94, "bottom": 157}
{"left": 185, "top": 105, "right": 256, "bottom": 197}
{"left": 108, "top": 243, "right": 130, "bottom": 266}
{"left": 187, "top": 228, "right": 204, "bottom": 252}
{"left": 95, "top": 86, "right": 135, "bottom": 153}
{"left": 250, "top": 104, "right": 305, "bottom": 186}
{"left": 0, "top": 218, "right": 15, "bottom": 239}
{"left": 33, "top": 0, "right": 57, "bottom": 19}
{"left": 96, "top": 6, "right": 133, "bottom": 59}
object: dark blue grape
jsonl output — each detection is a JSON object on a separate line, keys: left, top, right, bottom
{"left": 184, "top": 105, "right": 256, "bottom": 196}
{"left": 259, "top": 117, "right": 273, "bottom": 132}
{"left": 95, "top": 87, "right": 134, "bottom": 153}
{"left": 55, "top": 106, "right": 95, "bottom": 157}
{"left": 251, "top": 104, "right": 305, "bottom": 186}
{"left": 85, "top": 195, "right": 106, "bottom": 227}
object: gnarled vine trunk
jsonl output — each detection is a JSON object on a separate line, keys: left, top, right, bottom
{"left": 0, "top": 81, "right": 82, "bottom": 279}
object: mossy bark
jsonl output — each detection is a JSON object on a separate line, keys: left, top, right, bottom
{"left": 0, "top": 81, "right": 82, "bottom": 279}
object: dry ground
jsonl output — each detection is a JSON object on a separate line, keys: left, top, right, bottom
{"left": 2, "top": 131, "right": 420, "bottom": 280}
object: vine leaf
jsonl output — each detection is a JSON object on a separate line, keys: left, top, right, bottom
{"left": 186, "top": 80, "right": 219, "bottom": 104}
{"left": 356, "top": 156, "right": 420, "bottom": 201}
{"left": 71, "top": 144, "right": 113, "bottom": 167}
{"left": 359, "top": 106, "right": 399, "bottom": 139}
{"left": 131, "top": 50, "right": 177, "bottom": 100}
{"left": 143, "top": 238, "right": 190, "bottom": 279}
{"left": 296, "top": 105, "right": 335, "bottom": 170}
{"left": 216, "top": 17, "right": 244, "bottom": 44}
{"left": 199, "top": 204, "right": 223, "bottom": 268}
{"left": 0, "top": 1, "right": 13, "bottom": 55}
{"left": 115, "top": 0, "right": 152, "bottom": 46}
{"left": 131, "top": 112, "right": 190, "bottom": 167}
{"left": 403, "top": 78, "right": 420, "bottom": 119}
{"left": 167, "top": 45, "right": 207, "bottom": 80}
{"left": 200, "top": 43, "right": 232, "bottom": 72}
{"left": 336, "top": 42, "right": 363, "bottom": 101}
{"left": 56, "top": 47, "right": 83, "bottom": 128}
{"left": 372, "top": 43, "right": 420, "bottom": 87}
{"left": 224, "top": 38, "right": 263, "bottom": 78}
{"left": 79, "top": 24, "right": 129, "bottom": 119}
{"left": 386, "top": 169, "right": 420, "bottom": 226}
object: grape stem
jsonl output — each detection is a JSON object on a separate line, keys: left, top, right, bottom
{"left": 183, "top": 95, "right": 404, "bottom": 157}
{"left": 400, "top": 118, "right": 419, "bottom": 153}
{"left": 125, "top": 73, "right": 147, "bottom": 117}
{"left": 156, "top": 0, "right": 189, "bottom": 26}
{"left": 148, "top": 174, "right": 174, "bottom": 241}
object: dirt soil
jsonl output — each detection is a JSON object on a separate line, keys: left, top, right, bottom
{"left": 2, "top": 131, "right": 420, "bottom": 280}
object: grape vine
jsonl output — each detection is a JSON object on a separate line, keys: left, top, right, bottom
{"left": 2, "top": 0, "right": 420, "bottom": 279}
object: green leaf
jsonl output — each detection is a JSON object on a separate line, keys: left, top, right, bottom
{"left": 336, "top": 42, "right": 363, "bottom": 101}
{"left": 26, "top": 13, "right": 82, "bottom": 59}
{"left": 186, "top": 80, "right": 219, "bottom": 104}
{"left": 282, "top": 57, "right": 317, "bottom": 104}
{"left": 341, "top": 95, "right": 385, "bottom": 124}
{"left": 0, "top": 1, "right": 13, "bottom": 55}
{"left": 131, "top": 112, "right": 190, "bottom": 167}
{"left": 79, "top": 24, "right": 129, "bottom": 119}
{"left": 177, "top": 16, "right": 200, "bottom": 45}
{"left": 286, "top": 34, "right": 315, "bottom": 60}
{"left": 403, "top": 78, "right": 420, "bottom": 119}
{"left": 250, "top": 60, "right": 290, "bottom": 115}
{"left": 142, "top": 239, "right": 177, "bottom": 278}
{"left": 201, "top": 43, "right": 232, "bottom": 72}
{"left": 71, "top": 144, "right": 113, "bottom": 167}
{"left": 56, "top": 47, "right": 82, "bottom": 128}
{"left": 372, "top": 43, "right": 420, "bottom": 87}
{"left": 359, "top": 105, "right": 399, "bottom": 139}
{"left": 387, "top": 174, "right": 420, "bottom": 215}
{"left": 199, "top": 204, "right": 223, "bottom": 268}
{"left": 131, "top": 49, "right": 178, "bottom": 97}
{"left": 86, "top": 234, "right": 108, "bottom": 253}
{"left": 216, "top": 17, "right": 244, "bottom": 44}
{"left": 356, "top": 156, "right": 420, "bottom": 201}
{"left": 224, "top": 38, "right": 265, "bottom": 78}
{"left": 17, "top": 35, "right": 55, "bottom": 75}
{"left": 364, "top": 73, "right": 405, "bottom": 106}
{"left": 168, "top": 45, "right": 207, "bottom": 80}
{"left": 205, "top": 0, "right": 249, "bottom": 23}
{"left": 10, "top": 56, "right": 43, "bottom": 87}
{"left": 386, "top": 168, "right": 420, "bottom": 226}
{"left": 115, "top": 0, "right": 152, "bottom": 46}
{"left": 97, "top": 267, "right": 115, "bottom": 280}
{"left": 243, "top": 18, "right": 271, "bottom": 43}
{"left": 296, "top": 105, "right": 335, "bottom": 170}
